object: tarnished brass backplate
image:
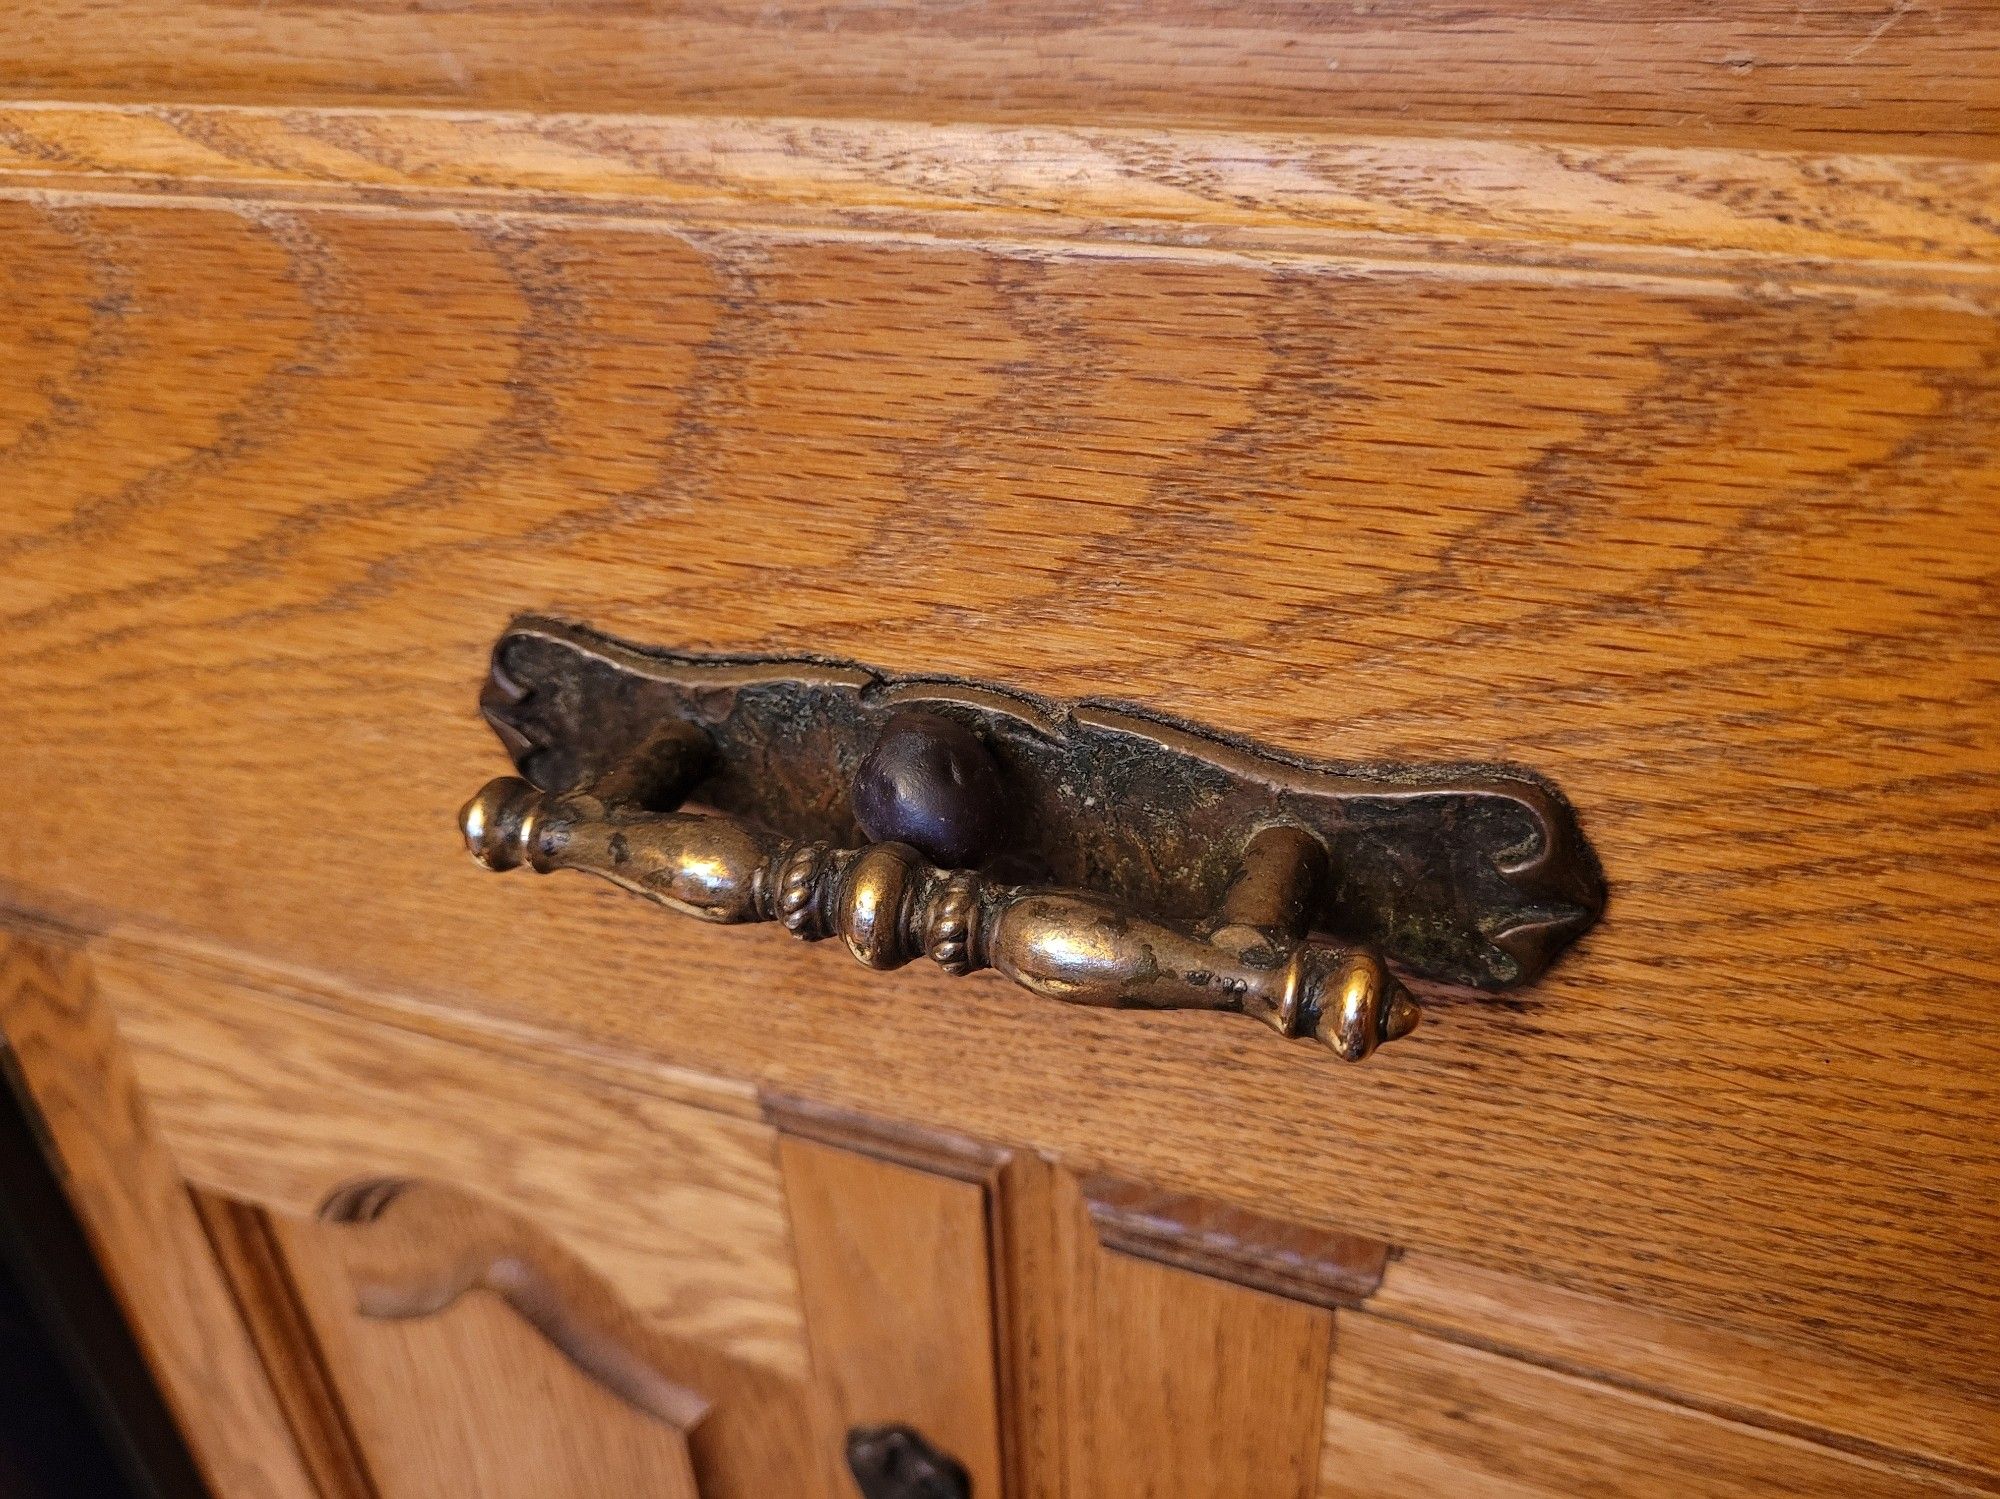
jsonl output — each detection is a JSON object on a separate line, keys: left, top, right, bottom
{"left": 480, "top": 616, "right": 1604, "bottom": 991}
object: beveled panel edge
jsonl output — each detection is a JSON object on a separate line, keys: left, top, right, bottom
{"left": 190, "top": 1193, "right": 380, "bottom": 1499}
{"left": 317, "top": 1176, "right": 711, "bottom": 1431}
{"left": 1080, "top": 1171, "right": 1390, "bottom": 1311}
{"left": 761, "top": 1092, "right": 1011, "bottom": 1187}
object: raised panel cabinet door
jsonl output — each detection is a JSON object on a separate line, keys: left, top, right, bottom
{"left": 208, "top": 1179, "right": 827, "bottom": 1499}
{"left": 206, "top": 1187, "right": 710, "bottom": 1499}
{"left": 0, "top": 934, "right": 844, "bottom": 1498}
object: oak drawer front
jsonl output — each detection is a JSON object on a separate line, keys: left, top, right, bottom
{"left": 3, "top": 10, "right": 1999, "bottom": 1491}
{"left": 6, "top": 167, "right": 1997, "bottom": 1388}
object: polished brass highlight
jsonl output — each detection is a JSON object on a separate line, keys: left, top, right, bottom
{"left": 457, "top": 617, "right": 1607, "bottom": 1062}
{"left": 462, "top": 775, "right": 1419, "bottom": 1059}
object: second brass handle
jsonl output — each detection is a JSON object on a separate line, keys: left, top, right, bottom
{"left": 460, "top": 774, "right": 1418, "bottom": 1062}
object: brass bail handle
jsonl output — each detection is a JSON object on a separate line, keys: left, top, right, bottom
{"left": 459, "top": 708, "right": 1420, "bottom": 1062}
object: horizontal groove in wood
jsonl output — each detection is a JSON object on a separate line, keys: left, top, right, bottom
{"left": 1322, "top": 1315, "right": 1994, "bottom": 1499}
{"left": 0, "top": 103, "right": 1995, "bottom": 285}
{"left": 82, "top": 928, "right": 763, "bottom": 1124}
{"left": 12, "top": 183, "right": 1997, "bottom": 315}
{"left": 1365, "top": 1253, "right": 2000, "bottom": 1488}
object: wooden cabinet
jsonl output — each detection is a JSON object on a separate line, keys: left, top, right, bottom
{"left": 3, "top": 4, "right": 1999, "bottom": 1495}
{"left": 0, "top": 939, "right": 1361, "bottom": 1498}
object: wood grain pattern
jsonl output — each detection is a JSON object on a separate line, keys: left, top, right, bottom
{"left": 270, "top": 1207, "right": 705, "bottom": 1499}
{"left": 0, "top": 934, "right": 317, "bottom": 1499}
{"left": 986, "top": 1152, "right": 1076, "bottom": 1499}
{"left": 766, "top": 1096, "right": 1074, "bottom": 1499}
{"left": 1, "top": 2, "right": 1996, "bottom": 156}
{"left": 1082, "top": 1172, "right": 1389, "bottom": 1310}
{"left": 90, "top": 943, "right": 813, "bottom": 1382}
{"left": 1368, "top": 1252, "right": 2000, "bottom": 1482}
{"left": 317, "top": 1176, "right": 711, "bottom": 1432}
{"left": 780, "top": 1136, "right": 1009, "bottom": 1499}
{"left": 200, "top": 1173, "right": 834, "bottom": 1499}
{"left": 193, "top": 1191, "right": 381, "bottom": 1499}
{"left": 1319, "top": 1315, "right": 1985, "bottom": 1499}
{"left": 1072, "top": 1153, "right": 2000, "bottom": 1488}
{"left": 3, "top": 168, "right": 1994, "bottom": 1407}
{"left": 77, "top": 934, "right": 2000, "bottom": 1493}
{"left": 2, "top": 105, "right": 1998, "bottom": 279}
{"left": 1074, "top": 1206, "right": 1335, "bottom": 1498}
{"left": 312, "top": 1175, "right": 829, "bottom": 1499}
{"left": 774, "top": 1127, "right": 1345, "bottom": 1499}
{"left": 765, "top": 1092, "right": 1011, "bottom": 1184}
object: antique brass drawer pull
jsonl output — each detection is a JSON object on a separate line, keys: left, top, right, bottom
{"left": 459, "top": 618, "right": 1604, "bottom": 1062}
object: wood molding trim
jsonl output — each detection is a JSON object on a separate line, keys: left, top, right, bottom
{"left": 316, "top": 1176, "right": 711, "bottom": 1432}
{"left": 193, "top": 1192, "right": 380, "bottom": 1499}
{"left": 0, "top": 105, "right": 1994, "bottom": 292}
{"left": 1, "top": 4, "right": 1995, "bottom": 157}
{"left": 765, "top": 1091, "right": 1047, "bottom": 1496}
{"left": 1080, "top": 1172, "right": 1390, "bottom": 1310}
{"left": 762, "top": 1092, "right": 1012, "bottom": 1185}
